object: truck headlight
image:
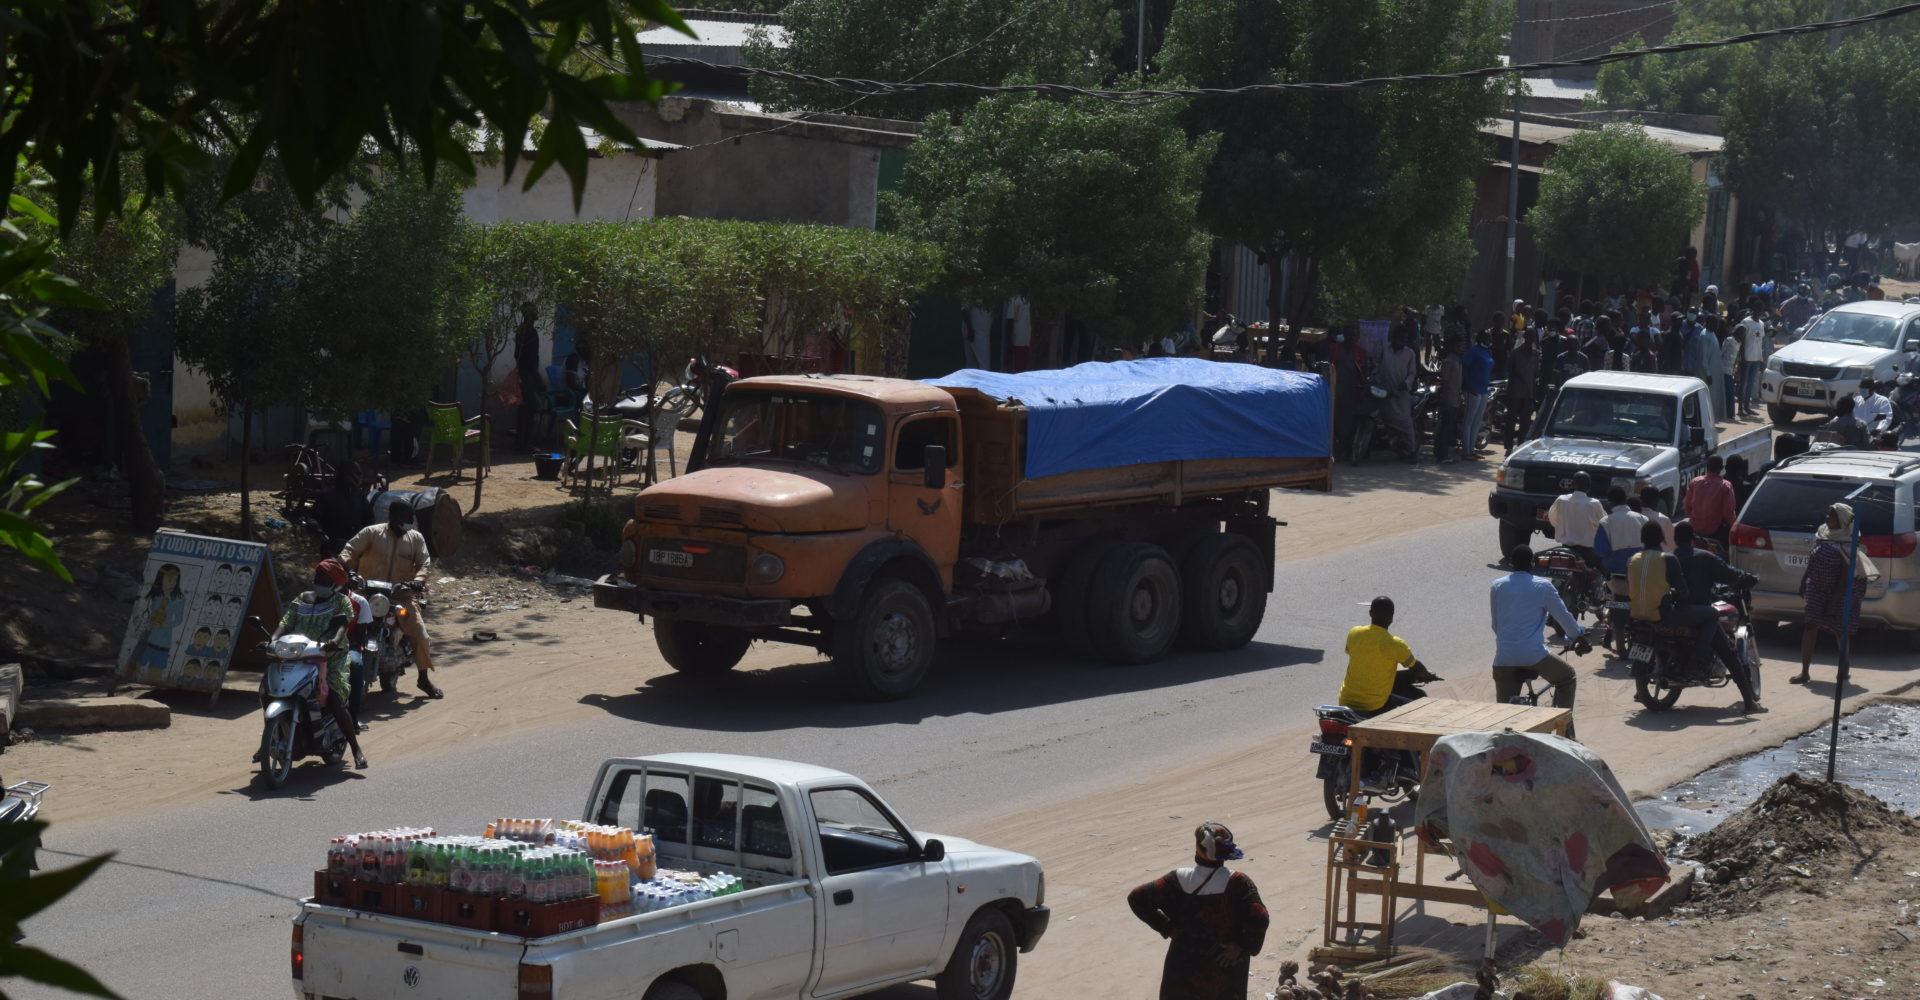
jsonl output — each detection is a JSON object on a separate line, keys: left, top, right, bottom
{"left": 1036, "top": 870, "right": 1046, "bottom": 906}
{"left": 1842, "top": 365, "right": 1874, "bottom": 381}
{"left": 747, "top": 553, "right": 785, "bottom": 583}
{"left": 1765, "top": 356, "right": 1783, "bottom": 372}
{"left": 1494, "top": 466, "right": 1507, "bottom": 485}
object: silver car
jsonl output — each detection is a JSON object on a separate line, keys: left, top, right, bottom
{"left": 1730, "top": 449, "right": 1920, "bottom": 632}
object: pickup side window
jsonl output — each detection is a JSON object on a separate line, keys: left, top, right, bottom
{"left": 811, "top": 787, "right": 916, "bottom": 875}
{"left": 1682, "top": 394, "right": 1705, "bottom": 442}
{"left": 644, "top": 772, "right": 692, "bottom": 845}
{"left": 740, "top": 786, "right": 794, "bottom": 859}
{"left": 893, "top": 416, "right": 958, "bottom": 471}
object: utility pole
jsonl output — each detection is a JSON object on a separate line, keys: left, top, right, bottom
{"left": 1503, "top": 72, "right": 1522, "bottom": 308}
{"left": 1137, "top": 0, "right": 1147, "bottom": 76}
{"left": 1830, "top": 0, "right": 1844, "bottom": 51}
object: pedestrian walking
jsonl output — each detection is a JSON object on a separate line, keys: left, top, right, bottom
{"left": 1435, "top": 336, "right": 1464, "bottom": 464}
{"left": 1128, "top": 822, "right": 1269, "bottom": 1000}
{"left": 1460, "top": 331, "right": 1494, "bottom": 459}
{"left": 1790, "top": 503, "right": 1878, "bottom": 686}
{"left": 1717, "top": 318, "right": 1740, "bottom": 419}
{"left": 1375, "top": 327, "right": 1420, "bottom": 460}
{"left": 1736, "top": 303, "right": 1767, "bottom": 417}
{"left": 1506, "top": 329, "right": 1539, "bottom": 451}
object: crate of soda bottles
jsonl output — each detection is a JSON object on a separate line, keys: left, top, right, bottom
{"left": 321, "top": 827, "right": 435, "bottom": 916}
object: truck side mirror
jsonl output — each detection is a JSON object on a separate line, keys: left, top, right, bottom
{"left": 922, "top": 445, "right": 947, "bottom": 490}
{"left": 920, "top": 837, "right": 946, "bottom": 863}
{"left": 1905, "top": 339, "right": 1919, "bottom": 353}
{"left": 1688, "top": 426, "right": 1706, "bottom": 448}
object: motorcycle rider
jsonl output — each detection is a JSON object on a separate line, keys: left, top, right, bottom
{"left": 1337, "top": 596, "right": 1434, "bottom": 792}
{"left": 1625, "top": 522, "right": 1725, "bottom": 700}
{"left": 1855, "top": 377, "right": 1895, "bottom": 435}
{"left": 1820, "top": 394, "right": 1870, "bottom": 448}
{"left": 1490, "top": 544, "right": 1587, "bottom": 728}
{"left": 342, "top": 573, "right": 373, "bottom": 730}
{"left": 1547, "top": 471, "right": 1606, "bottom": 572}
{"left": 340, "top": 500, "right": 443, "bottom": 699}
{"left": 1373, "top": 327, "right": 1420, "bottom": 460}
{"left": 266, "top": 559, "right": 367, "bottom": 769}
{"left": 1671, "top": 521, "right": 1764, "bottom": 713}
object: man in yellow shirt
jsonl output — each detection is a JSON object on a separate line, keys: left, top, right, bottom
{"left": 1339, "top": 596, "right": 1420, "bottom": 714}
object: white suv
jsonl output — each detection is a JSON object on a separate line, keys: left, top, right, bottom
{"left": 1760, "top": 300, "right": 1920, "bottom": 423}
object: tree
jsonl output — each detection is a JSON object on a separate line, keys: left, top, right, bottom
{"left": 1157, "top": 0, "right": 1507, "bottom": 325}
{"left": 1527, "top": 123, "right": 1705, "bottom": 288}
{"left": 747, "top": 0, "right": 1118, "bottom": 120}
{"left": 887, "top": 94, "right": 1214, "bottom": 353}
{"left": 40, "top": 198, "right": 182, "bottom": 532}
{"left": 1721, "top": 36, "right": 1920, "bottom": 249}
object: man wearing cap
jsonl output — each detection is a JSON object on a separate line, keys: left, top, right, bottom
{"left": 1855, "top": 377, "right": 1894, "bottom": 435}
{"left": 1128, "top": 822, "right": 1269, "bottom": 1000}
{"left": 268, "top": 559, "right": 368, "bottom": 768}
{"left": 341, "top": 500, "right": 444, "bottom": 699}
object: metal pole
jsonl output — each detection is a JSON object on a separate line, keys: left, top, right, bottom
{"left": 1830, "top": 0, "right": 1844, "bottom": 52}
{"left": 1137, "top": 0, "right": 1147, "bottom": 76}
{"left": 1503, "top": 75, "right": 1521, "bottom": 307}
{"left": 1827, "top": 514, "right": 1859, "bottom": 782}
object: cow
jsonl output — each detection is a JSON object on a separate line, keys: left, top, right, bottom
{"left": 1895, "top": 241, "right": 1920, "bottom": 281}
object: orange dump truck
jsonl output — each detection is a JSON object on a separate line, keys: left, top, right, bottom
{"left": 593, "top": 358, "right": 1333, "bottom": 699}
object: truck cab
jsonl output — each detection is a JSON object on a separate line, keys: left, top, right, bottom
{"left": 1488, "top": 371, "right": 1771, "bottom": 558}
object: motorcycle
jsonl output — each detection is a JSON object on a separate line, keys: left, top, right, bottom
{"left": 1627, "top": 584, "right": 1758, "bottom": 712}
{"left": 2, "top": 775, "right": 49, "bottom": 943}
{"left": 1350, "top": 363, "right": 1434, "bottom": 463}
{"left": 659, "top": 356, "right": 738, "bottom": 420}
{"left": 1534, "top": 546, "right": 1613, "bottom": 636}
{"left": 253, "top": 623, "right": 353, "bottom": 788}
{"left": 1309, "top": 662, "right": 1441, "bottom": 821}
{"left": 357, "top": 579, "right": 422, "bottom": 695}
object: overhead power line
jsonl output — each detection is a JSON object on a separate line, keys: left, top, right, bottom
{"left": 642, "top": 0, "right": 1920, "bottom": 101}
{"left": 1514, "top": 0, "right": 1678, "bottom": 26}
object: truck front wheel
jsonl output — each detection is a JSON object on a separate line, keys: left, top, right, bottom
{"left": 1498, "top": 519, "right": 1531, "bottom": 564}
{"left": 934, "top": 907, "right": 1017, "bottom": 1000}
{"left": 1179, "top": 534, "right": 1267, "bottom": 651}
{"left": 833, "top": 577, "right": 936, "bottom": 700}
{"left": 1089, "top": 543, "right": 1182, "bottom": 664}
{"left": 653, "top": 619, "right": 751, "bottom": 676}
{"left": 1767, "top": 402, "right": 1795, "bottom": 425}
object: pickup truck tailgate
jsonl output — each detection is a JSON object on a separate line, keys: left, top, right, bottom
{"left": 298, "top": 906, "right": 525, "bottom": 1000}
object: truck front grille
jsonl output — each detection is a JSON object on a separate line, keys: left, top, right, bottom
{"left": 641, "top": 503, "right": 682, "bottom": 521}
{"left": 1521, "top": 465, "right": 1628, "bottom": 495}
{"left": 641, "top": 539, "right": 746, "bottom": 584}
{"left": 1781, "top": 361, "right": 1840, "bottom": 380}
{"left": 699, "top": 505, "right": 745, "bottom": 527}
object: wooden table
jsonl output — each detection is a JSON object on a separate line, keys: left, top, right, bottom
{"left": 1316, "top": 698, "right": 1574, "bottom": 962}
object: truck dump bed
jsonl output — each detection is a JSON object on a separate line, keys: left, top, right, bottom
{"left": 931, "top": 358, "right": 1333, "bottom": 525}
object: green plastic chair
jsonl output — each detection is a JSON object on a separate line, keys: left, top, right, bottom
{"left": 562, "top": 415, "right": 626, "bottom": 488}
{"left": 424, "top": 402, "right": 490, "bottom": 480}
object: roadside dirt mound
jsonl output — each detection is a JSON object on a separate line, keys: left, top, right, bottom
{"left": 1683, "top": 771, "right": 1920, "bottom": 909}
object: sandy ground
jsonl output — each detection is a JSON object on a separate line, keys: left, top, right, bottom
{"left": 4, "top": 406, "right": 1866, "bottom": 999}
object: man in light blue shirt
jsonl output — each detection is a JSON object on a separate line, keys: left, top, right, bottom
{"left": 1490, "top": 543, "right": 1587, "bottom": 733}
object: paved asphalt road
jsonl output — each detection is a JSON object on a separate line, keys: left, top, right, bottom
{"left": 16, "top": 518, "right": 1912, "bottom": 999}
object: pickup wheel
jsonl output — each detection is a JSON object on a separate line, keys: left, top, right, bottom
{"left": 1767, "top": 402, "right": 1795, "bottom": 425}
{"left": 1179, "top": 533, "right": 1267, "bottom": 651}
{"left": 654, "top": 619, "right": 751, "bottom": 676}
{"left": 935, "top": 907, "right": 1018, "bottom": 1000}
{"left": 1087, "top": 542, "right": 1182, "bottom": 665}
{"left": 1498, "top": 520, "right": 1531, "bottom": 564}
{"left": 833, "top": 577, "right": 936, "bottom": 700}
{"left": 642, "top": 984, "right": 702, "bottom": 1000}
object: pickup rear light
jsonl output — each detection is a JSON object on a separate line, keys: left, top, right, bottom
{"left": 291, "top": 923, "right": 304, "bottom": 981}
{"left": 518, "top": 962, "right": 554, "bottom": 999}
{"left": 1318, "top": 718, "right": 1350, "bottom": 738}
{"left": 1864, "top": 532, "right": 1917, "bottom": 559}
{"left": 1729, "top": 523, "right": 1771, "bottom": 550}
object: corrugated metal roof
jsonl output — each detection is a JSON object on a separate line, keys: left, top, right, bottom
{"left": 639, "top": 19, "right": 787, "bottom": 48}
{"left": 1478, "top": 118, "right": 1722, "bottom": 155}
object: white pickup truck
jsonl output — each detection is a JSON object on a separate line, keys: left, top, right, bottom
{"left": 292, "top": 754, "right": 1049, "bottom": 1000}
{"left": 1488, "top": 371, "right": 1772, "bottom": 558}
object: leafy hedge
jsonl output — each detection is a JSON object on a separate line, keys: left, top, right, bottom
{"left": 470, "top": 218, "right": 941, "bottom": 387}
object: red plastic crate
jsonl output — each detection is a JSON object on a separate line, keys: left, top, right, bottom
{"left": 496, "top": 897, "right": 600, "bottom": 938}
{"left": 396, "top": 885, "right": 448, "bottom": 924}
{"left": 347, "top": 879, "right": 402, "bottom": 916}
{"left": 442, "top": 893, "right": 500, "bottom": 932}
{"left": 312, "top": 870, "right": 351, "bottom": 907}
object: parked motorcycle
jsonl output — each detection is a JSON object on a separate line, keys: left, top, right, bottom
{"left": 1626, "top": 584, "right": 1758, "bottom": 712}
{"left": 659, "top": 356, "right": 739, "bottom": 419}
{"left": 1309, "top": 663, "right": 1440, "bottom": 821}
{"left": 1349, "top": 363, "right": 1433, "bottom": 463}
{"left": 253, "top": 624, "right": 352, "bottom": 788}
{"left": 357, "top": 579, "right": 422, "bottom": 695}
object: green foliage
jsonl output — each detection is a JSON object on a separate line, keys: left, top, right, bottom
{"left": 1157, "top": 0, "right": 1508, "bottom": 324}
{"left": 0, "top": 0, "right": 690, "bottom": 229}
{"left": 1527, "top": 123, "right": 1705, "bottom": 285}
{"left": 748, "top": 0, "right": 1118, "bottom": 119}
{"left": 41, "top": 202, "right": 182, "bottom": 349}
{"left": 1721, "top": 35, "right": 1920, "bottom": 237}
{"left": 0, "top": 820, "right": 120, "bottom": 998}
{"left": 886, "top": 94, "right": 1213, "bottom": 346}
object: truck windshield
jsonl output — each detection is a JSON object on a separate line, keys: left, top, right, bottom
{"left": 1801, "top": 311, "right": 1900, "bottom": 349}
{"left": 1544, "top": 388, "right": 1677, "bottom": 443}
{"left": 705, "top": 390, "right": 885, "bottom": 475}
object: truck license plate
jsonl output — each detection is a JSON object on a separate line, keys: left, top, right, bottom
{"left": 1786, "top": 381, "right": 1819, "bottom": 398}
{"left": 1629, "top": 644, "right": 1653, "bottom": 662}
{"left": 648, "top": 549, "right": 694, "bottom": 568}
{"left": 1309, "top": 740, "right": 1349, "bottom": 757}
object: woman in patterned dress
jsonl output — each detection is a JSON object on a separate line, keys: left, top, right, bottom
{"left": 1791, "top": 502, "right": 1879, "bottom": 685}
{"left": 1127, "top": 822, "right": 1269, "bottom": 1000}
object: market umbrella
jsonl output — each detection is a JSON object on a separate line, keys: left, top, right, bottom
{"left": 1411, "top": 729, "right": 1669, "bottom": 947}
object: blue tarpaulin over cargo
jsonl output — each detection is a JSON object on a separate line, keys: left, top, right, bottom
{"left": 927, "top": 358, "right": 1331, "bottom": 480}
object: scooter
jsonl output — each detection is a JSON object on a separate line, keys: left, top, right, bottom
{"left": 660, "top": 356, "right": 739, "bottom": 419}
{"left": 1309, "top": 662, "right": 1441, "bottom": 822}
{"left": 358, "top": 579, "right": 422, "bottom": 695}
{"left": 253, "top": 624, "right": 352, "bottom": 788}
{"left": 1627, "top": 584, "right": 1758, "bottom": 712}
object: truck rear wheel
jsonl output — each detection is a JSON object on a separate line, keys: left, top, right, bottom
{"left": 1052, "top": 540, "right": 1112, "bottom": 654}
{"left": 1179, "top": 533, "right": 1267, "bottom": 651}
{"left": 1088, "top": 543, "right": 1182, "bottom": 664}
{"left": 653, "top": 619, "right": 750, "bottom": 676}
{"left": 833, "top": 577, "right": 936, "bottom": 700}
{"left": 934, "top": 907, "right": 1017, "bottom": 1000}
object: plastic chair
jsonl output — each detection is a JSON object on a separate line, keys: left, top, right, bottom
{"left": 537, "top": 364, "right": 582, "bottom": 448}
{"left": 562, "top": 415, "right": 625, "bottom": 488}
{"left": 423, "top": 402, "right": 490, "bottom": 480}
{"left": 621, "top": 397, "right": 687, "bottom": 485}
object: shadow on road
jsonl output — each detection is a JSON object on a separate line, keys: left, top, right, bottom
{"left": 220, "top": 758, "right": 367, "bottom": 803}
{"left": 578, "top": 639, "right": 1325, "bottom": 731}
